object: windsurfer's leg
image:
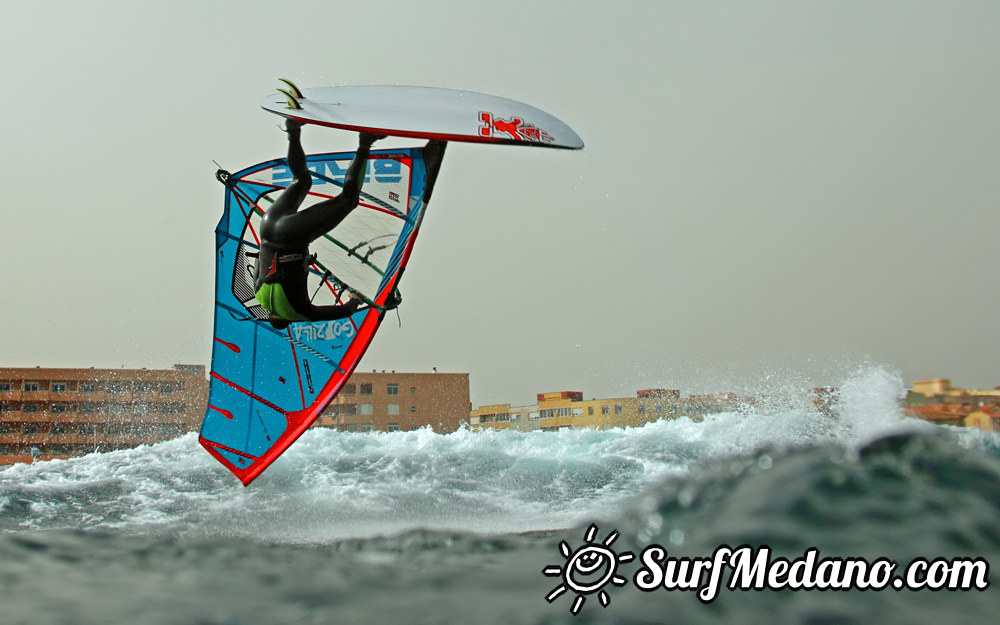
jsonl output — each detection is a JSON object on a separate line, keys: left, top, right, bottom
{"left": 281, "top": 133, "right": 382, "bottom": 243}
{"left": 260, "top": 120, "right": 311, "bottom": 241}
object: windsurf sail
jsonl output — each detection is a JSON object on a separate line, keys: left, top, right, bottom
{"left": 200, "top": 147, "right": 436, "bottom": 485}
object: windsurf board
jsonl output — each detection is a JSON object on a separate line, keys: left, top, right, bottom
{"left": 261, "top": 84, "right": 583, "bottom": 150}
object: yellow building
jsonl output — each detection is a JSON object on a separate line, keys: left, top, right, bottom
{"left": 472, "top": 389, "right": 749, "bottom": 432}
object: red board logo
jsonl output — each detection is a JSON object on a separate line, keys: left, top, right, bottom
{"left": 479, "top": 111, "right": 554, "bottom": 144}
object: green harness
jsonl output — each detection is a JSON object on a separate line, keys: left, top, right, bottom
{"left": 255, "top": 283, "right": 309, "bottom": 321}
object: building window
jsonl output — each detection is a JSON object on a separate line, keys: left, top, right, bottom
{"left": 52, "top": 382, "right": 68, "bottom": 393}
{"left": 159, "top": 383, "right": 175, "bottom": 394}
{"left": 79, "top": 424, "right": 97, "bottom": 435}
{"left": 23, "top": 382, "right": 40, "bottom": 392}
{"left": 360, "top": 403, "right": 373, "bottom": 416}
{"left": 410, "top": 387, "right": 416, "bottom": 394}
{"left": 601, "top": 406, "right": 610, "bottom": 415}
{"left": 387, "top": 384, "right": 399, "bottom": 396}
{"left": 361, "top": 423, "right": 373, "bottom": 433}
{"left": 23, "top": 403, "right": 40, "bottom": 413}
{"left": 615, "top": 404, "right": 623, "bottom": 415}
{"left": 342, "top": 384, "right": 356, "bottom": 395}
{"left": 388, "top": 403, "right": 400, "bottom": 416}
{"left": 0, "top": 424, "right": 9, "bottom": 433}
{"left": 360, "top": 384, "right": 373, "bottom": 396}
{"left": 638, "top": 404, "right": 646, "bottom": 414}
{"left": 79, "top": 382, "right": 96, "bottom": 393}
{"left": 107, "top": 382, "right": 127, "bottom": 394}
{"left": 0, "top": 383, "right": 10, "bottom": 392}
{"left": 588, "top": 406, "right": 594, "bottom": 416}
{"left": 410, "top": 406, "right": 417, "bottom": 413}
{"left": 387, "top": 423, "right": 400, "bottom": 432}
{"left": 51, "top": 424, "right": 68, "bottom": 436}
{"left": 51, "top": 403, "right": 69, "bottom": 414}
{"left": 22, "top": 424, "right": 38, "bottom": 434}
{"left": 135, "top": 383, "right": 152, "bottom": 394}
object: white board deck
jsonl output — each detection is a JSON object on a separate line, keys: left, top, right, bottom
{"left": 261, "top": 85, "right": 584, "bottom": 150}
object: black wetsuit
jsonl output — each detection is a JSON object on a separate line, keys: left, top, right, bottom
{"left": 254, "top": 126, "right": 374, "bottom": 322}
{"left": 253, "top": 125, "right": 448, "bottom": 324}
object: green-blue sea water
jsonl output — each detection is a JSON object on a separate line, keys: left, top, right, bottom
{"left": 1, "top": 367, "right": 997, "bottom": 624}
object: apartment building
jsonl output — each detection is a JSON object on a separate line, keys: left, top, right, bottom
{"left": 315, "top": 370, "right": 471, "bottom": 433}
{"left": 0, "top": 365, "right": 209, "bottom": 464}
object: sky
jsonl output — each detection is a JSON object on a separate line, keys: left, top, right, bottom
{"left": 2, "top": 1, "right": 998, "bottom": 407}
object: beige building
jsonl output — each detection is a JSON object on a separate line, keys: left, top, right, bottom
{"left": 0, "top": 365, "right": 209, "bottom": 465}
{"left": 469, "top": 402, "right": 542, "bottom": 431}
{"left": 908, "top": 378, "right": 1000, "bottom": 403}
{"left": 316, "top": 370, "right": 471, "bottom": 433}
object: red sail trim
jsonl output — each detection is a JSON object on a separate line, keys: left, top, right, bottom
{"left": 209, "top": 372, "right": 289, "bottom": 416}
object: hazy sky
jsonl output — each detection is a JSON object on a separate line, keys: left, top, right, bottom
{"left": 2, "top": 1, "right": 998, "bottom": 406}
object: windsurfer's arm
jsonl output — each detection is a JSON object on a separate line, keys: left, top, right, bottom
{"left": 300, "top": 301, "right": 362, "bottom": 321}
{"left": 281, "top": 280, "right": 362, "bottom": 321}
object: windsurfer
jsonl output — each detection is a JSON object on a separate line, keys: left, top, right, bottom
{"left": 254, "top": 119, "right": 385, "bottom": 329}
{"left": 254, "top": 119, "right": 447, "bottom": 330}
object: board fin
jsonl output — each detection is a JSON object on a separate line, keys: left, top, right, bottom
{"left": 277, "top": 87, "right": 303, "bottom": 110}
{"left": 279, "top": 78, "right": 304, "bottom": 99}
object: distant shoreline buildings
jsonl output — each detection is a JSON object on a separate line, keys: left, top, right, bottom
{"left": 469, "top": 389, "right": 750, "bottom": 431}
{"left": 1, "top": 366, "right": 996, "bottom": 466}
{"left": 0, "top": 365, "right": 208, "bottom": 465}
{"left": 903, "top": 379, "right": 1000, "bottom": 431}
